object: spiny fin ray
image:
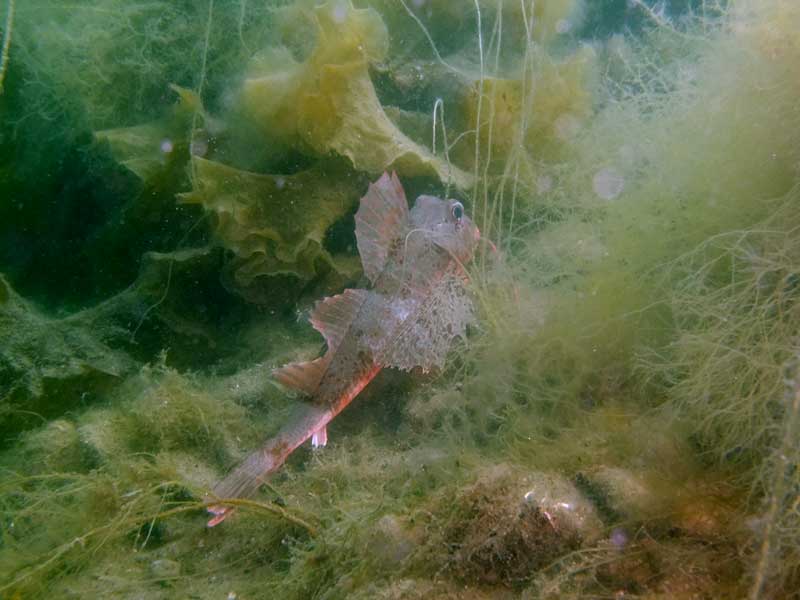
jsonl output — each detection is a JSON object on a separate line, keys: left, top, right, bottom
{"left": 309, "top": 288, "right": 369, "bottom": 353}
{"left": 274, "top": 288, "right": 369, "bottom": 395}
{"left": 355, "top": 172, "right": 409, "bottom": 284}
{"left": 273, "top": 355, "right": 330, "bottom": 396}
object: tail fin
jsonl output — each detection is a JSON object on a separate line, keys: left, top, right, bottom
{"left": 206, "top": 402, "right": 331, "bottom": 526}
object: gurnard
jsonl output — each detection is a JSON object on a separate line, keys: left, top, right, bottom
{"left": 207, "top": 172, "right": 480, "bottom": 526}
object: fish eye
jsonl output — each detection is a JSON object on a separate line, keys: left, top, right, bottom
{"left": 450, "top": 201, "right": 464, "bottom": 222}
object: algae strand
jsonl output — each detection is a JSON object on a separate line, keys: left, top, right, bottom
{"left": 1, "top": 491, "right": 316, "bottom": 594}
{"left": 749, "top": 354, "right": 800, "bottom": 599}
{"left": 0, "top": 0, "right": 13, "bottom": 95}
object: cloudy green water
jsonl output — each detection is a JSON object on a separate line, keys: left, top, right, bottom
{"left": 1, "top": 1, "right": 799, "bottom": 598}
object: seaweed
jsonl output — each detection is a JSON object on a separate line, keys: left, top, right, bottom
{"left": 179, "top": 157, "right": 365, "bottom": 294}
{"left": 431, "top": 465, "right": 602, "bottom": 587}
{"left": 646, "top": 204, "right": 800, "bottom": 468}
{"left": 0, "top": 0, "right": 13, "bottom": 95}
{"left": 11, "top": 0, "right": 274, "bottom": 130}
{"left": 2, "top": 0, "right": 800, "bottom": 598}
{"left": 0, "top": 274, "right": 134, "bottom": 442}
{"left": 749, "top": 357, "right": 800, "bottom": 599}
{"left": 239, "top": 0, "right": 472, "bottom": 188}
{"left": 94, "top": 86, "right": 202, "bottom": 184}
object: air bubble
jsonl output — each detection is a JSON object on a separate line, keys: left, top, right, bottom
{"left": 610, "top": 528, "right": 629, "bottom": 549}
{"left": 593, "top": 168, "right": 625, "bottom": 200}
{"left": 554, "top": 114, "right": 580, "bottom": 141}
{"left": 536, "top": 175, "right": 553, "bottom": 194}
{"left": 190, "top": 138, "right": 208, "bottom": 157}
{"left": 331, "top": 1, "right": 348, "bottom": 23}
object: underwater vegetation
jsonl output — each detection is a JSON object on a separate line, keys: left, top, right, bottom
{"left": 2, "top": 0, "right": 800, "bottom": 598}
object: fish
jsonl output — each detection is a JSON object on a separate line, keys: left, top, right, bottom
{"left": 207, "top": 172, "right": 480, "bottom": 526}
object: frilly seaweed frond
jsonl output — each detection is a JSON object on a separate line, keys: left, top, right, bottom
{"left": 178, "top": 157, "right": 364, "bottom": 292}
{"left": 4, "top": 0, "right": 800, "bottom": 598}
{"left": 240, "top": 0, "right": 472, "bottom": 188}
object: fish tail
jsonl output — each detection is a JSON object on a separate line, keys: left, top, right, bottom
{"left": 206, "top": 402, "right": 332, "bottom": 526}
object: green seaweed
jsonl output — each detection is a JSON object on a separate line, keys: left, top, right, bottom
{"left": 94, "top": 86, "right": 202, "bottom": 183}
{"left": 239, "top": 0, "right": 472, "bottom": 188}
{"left": 179, "top": 156, "right": 364, "bottom": 291}
{"left": 0, "top": 274, "right": 134, "bottom": 441}
{"left": 2, "top": 0, "right": 800, "bottom": 598}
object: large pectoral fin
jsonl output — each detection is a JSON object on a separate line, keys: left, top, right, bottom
{"left": 373, "top": 275, "right": 475, "bottom": 372}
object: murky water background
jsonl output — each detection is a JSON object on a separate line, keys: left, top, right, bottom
{"left": 1, "top": 1, "right": 799, "bottom": 598}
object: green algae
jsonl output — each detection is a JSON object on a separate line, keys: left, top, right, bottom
{"left": 0, "top": 274, "right": 135, "bottom": 439}
{"left": 2, "top": 0, "right": 800, "bottom": 598}
{"left": 179, "top": 156, "right": 365, "bottom": 290}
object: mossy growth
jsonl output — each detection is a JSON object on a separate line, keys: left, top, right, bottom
{"left": 0, "top": 274, "right": 134, "bottom": 441}
{"left": 12, "top": 0, "right": 275, "bottom": 130}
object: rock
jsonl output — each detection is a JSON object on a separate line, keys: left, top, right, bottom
{"left": 522, "top": 471, "right": 605, "bottom": 544}
{"left": 441, "top": 464, "right": 603, "bottom": 586}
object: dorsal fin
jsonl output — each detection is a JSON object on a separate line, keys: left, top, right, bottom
{"left": 273, "top": 288, "right": 369, "bottom": 396}
{"left": 273, "top": 355, "right": 330, "bottom": 396}
{"left": 309, "top": 288, "right": 368, "bottom": 353}
{"left": 355, "top": 172, "right": 409, "bottom": 284}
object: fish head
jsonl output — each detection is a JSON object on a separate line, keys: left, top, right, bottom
{"left": 410, "top": 195, "right": 481, "bottom": 265}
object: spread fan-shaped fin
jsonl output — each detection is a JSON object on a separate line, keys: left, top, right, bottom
{"left": 372, "top": 273, "right": 474, "bottom": 373}
{"left": 355, "top": 172, "right": 409, "bottom": 284}
{"left": 274, "top": 288, "right": 369, "bottom": 396}
{"left": 309, "top": 288, "right": 369, "bottom": 353}
{"left": 273, "top": 355, "right": 330, "bottom": 396}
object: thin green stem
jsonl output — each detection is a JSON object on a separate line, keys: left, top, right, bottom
{"left": 0, "top": 496, "right": 316, "bottom": 592}
{"left": 0, "top": 0, "right": 15, "bottom": 95}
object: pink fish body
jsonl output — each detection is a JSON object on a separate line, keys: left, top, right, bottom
{"left": 208, "top": 172, "right": 480, "bottom": 526}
